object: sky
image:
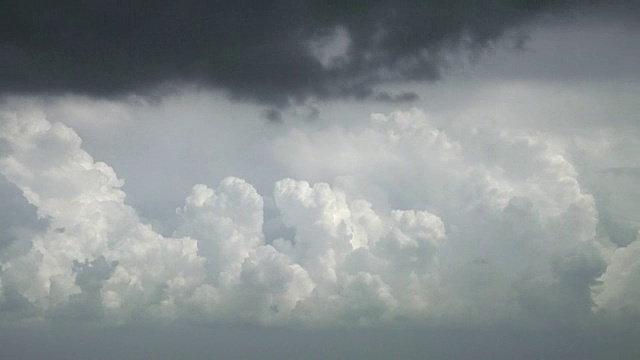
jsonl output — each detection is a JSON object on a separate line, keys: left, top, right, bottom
{"left": 1, "top": 1, "right": 639, "bottom": 359}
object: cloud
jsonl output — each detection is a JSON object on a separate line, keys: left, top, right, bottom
{"left": 0, "top": 111, "right": 205, "bottom": 322}
{"left": 0, "top": 108, "right": 638, "bottom": 328}
{"left": 271, "top": 109, "right": 613, "bottom": 323}
{"left": 1, "top": 0, "right": 632, "bottom": 106}
{"left": 374, "top": 91, "right": 420, "bottom": 103}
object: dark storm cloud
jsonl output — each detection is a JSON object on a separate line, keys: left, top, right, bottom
{"left": 0, "top": 0, "right": 620, "bottom": 106}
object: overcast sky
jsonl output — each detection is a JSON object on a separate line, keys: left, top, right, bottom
{"left": 1, "top": 1, "right": 639, "bottom": 359}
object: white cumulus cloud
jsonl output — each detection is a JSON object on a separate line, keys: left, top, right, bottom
{"left": 0, "top": 108, "right": 638, "bottom": 327}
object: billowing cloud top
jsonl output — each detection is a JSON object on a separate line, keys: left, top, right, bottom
{"left": 2, "top": 0, "right": 632, "bottom": 105}
{"left": 1, "top": 109, "right": 638, "bottom": 327}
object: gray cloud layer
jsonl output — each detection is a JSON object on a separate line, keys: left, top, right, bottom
{"left": 1, "top": 0, "right": 630, "bottom": 106}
